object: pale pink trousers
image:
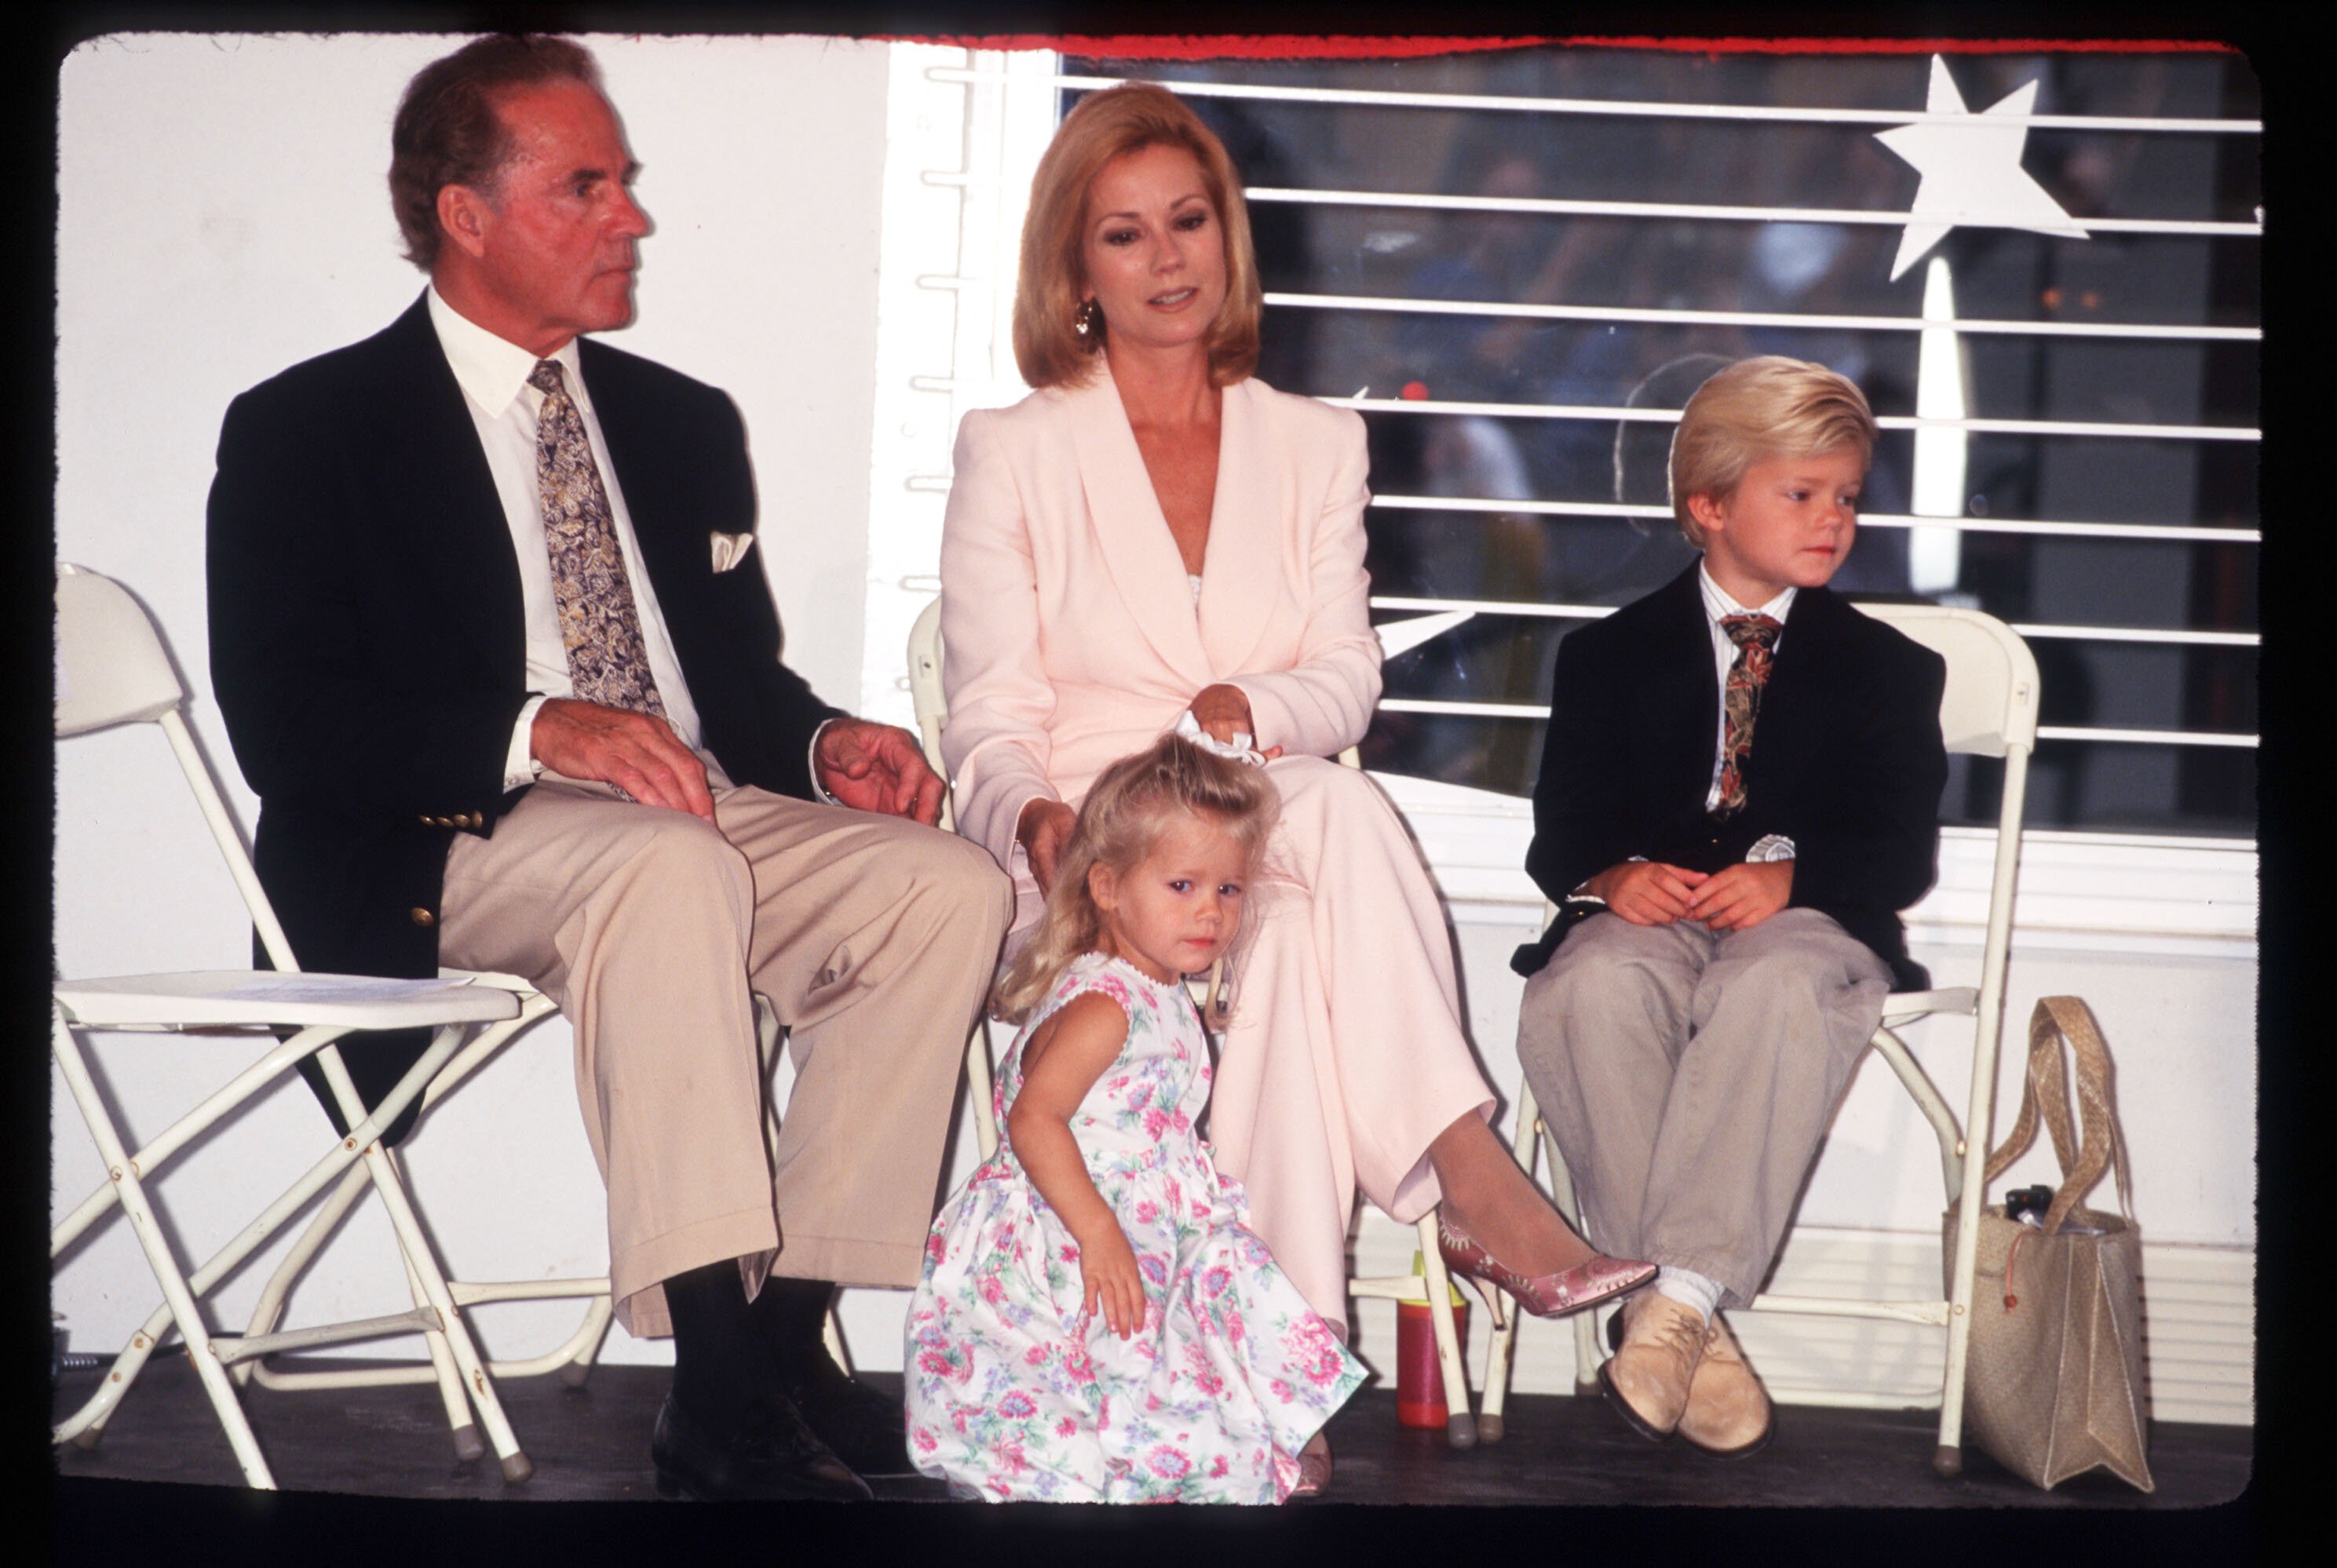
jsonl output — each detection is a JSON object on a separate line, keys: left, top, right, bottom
{"left": 440, "top": 775, "right": 1012, "bottom": 1337}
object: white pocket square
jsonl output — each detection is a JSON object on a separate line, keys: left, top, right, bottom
{"left": 710, "top": 531, "right": 757, "bottom": 573}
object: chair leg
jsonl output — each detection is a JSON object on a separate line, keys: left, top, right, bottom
{"left": 1473, "top": 1278, "right": 1513, "bottom": 1443}
{"left": 966, "top": 1015, "right": 1000, "bottom": 1161}
{"left": 393, "top": 1230, "right": 487, "bottom": 1463}
{"left": 1415, "top": 1211, "right": 1476, "bottom": 1448}
{"left": 353, "top": 1136, "right": 533, "bottom": 1482}
{"left": 52, "top": 1009, "right": 276, "bottom": 1487}
{"left": 558, "top": 1297, "right": 615, "bottom": 1387}
{"left": 252, "top": 1129, "right": 483, "bottom": 1462}
{"left": 56, "top": 1306, "right": 171, "bottom": 1451}
{"left": 1934, "top": 1027, "right": 2003, "bottom": 1479}
{"left": 1870, "top": 1023, "right": 1965, "bottom": 1206}
{"left": 239, "top": 1156, "right": 374, "bottom": 1387}
{"left": 1934, "top": 1251, "right": 1977, "bottom": 1477}
{"left": 1539, "top": 1119, "right": 1603, "bottom": 1394}
{"left": 1483, "top": 1095, "right": 1563, "bottom": 1442}
{"left": 59, "top": 1044, "right": 423, "bottom": 1452}
{"left": 104, "top": 1172, "right": 276, "bottom": 1486}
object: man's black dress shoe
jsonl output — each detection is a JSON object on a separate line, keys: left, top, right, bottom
{"left": 649, "top": 1391, "right": 873, "bottom": 1501}
{"left": 784, "top": 1351, "right": 915, "bottom": 1478}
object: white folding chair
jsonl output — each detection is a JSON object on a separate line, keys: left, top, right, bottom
{"left": 53, "top": 566, "right": 872, "bottom": 1489}
{"left": 52, "top": 563, "right": 552, "bottom": 1487}
{"left": 907, "top": 598, "right": 1488, "bottom": 1444}
{"left": 1495, "top": 603, "right": 2040, "bottom": 1475}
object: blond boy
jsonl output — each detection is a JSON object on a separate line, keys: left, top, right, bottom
{"left": 1512, "top": 357, "right": 1948, "bottom": 1455}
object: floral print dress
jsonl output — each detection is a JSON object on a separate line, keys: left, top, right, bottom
{"left": 904, "top": 952, "right": 1365, "bottom": 1503}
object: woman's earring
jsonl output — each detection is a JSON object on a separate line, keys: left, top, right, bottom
{"left": 1074, "top": 298, "right": 1101, "bottom": 340}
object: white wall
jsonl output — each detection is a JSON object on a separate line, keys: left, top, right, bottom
{"left": 53, "top": 32, "right": 892, "bottom": 1370}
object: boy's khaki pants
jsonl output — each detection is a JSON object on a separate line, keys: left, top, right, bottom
{"left": 1514, "top": 909, "right": 1892, "bottom": 1305}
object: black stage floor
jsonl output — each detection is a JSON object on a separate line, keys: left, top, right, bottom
{"left": 49, "top": 1355, "right": 2248, "bottom": 1511}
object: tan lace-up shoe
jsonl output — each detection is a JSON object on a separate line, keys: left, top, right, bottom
{"left": 1676, "top": 1311, "right": 1773, "bottom": 1457}
{"left": 1597, "top": 1290, "right": 1707, "bottom": 1441}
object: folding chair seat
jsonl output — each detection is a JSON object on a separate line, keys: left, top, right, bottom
{"left": 1487, "top": 604, "right": 2040, "bottom": 1474}
{"left": 907, "top": 598, "right": 1490, "bottom": 1444}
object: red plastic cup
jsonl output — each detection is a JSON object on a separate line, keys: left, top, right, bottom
{"left": 1396, "top": 1289, "right": 1469, "bottom": 1429}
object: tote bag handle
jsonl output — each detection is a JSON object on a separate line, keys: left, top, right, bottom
{"left": 1980, "top": 996, "right": 2134, "bottom": 1238}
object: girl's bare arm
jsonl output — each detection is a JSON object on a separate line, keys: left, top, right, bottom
{"left": 1006, "top": 991, "right": 1148, "bottom": 1336}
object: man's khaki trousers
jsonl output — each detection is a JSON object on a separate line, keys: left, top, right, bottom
{"left": 439, "top": 775, "right": 1012, "bottom": 1336}
{"left": 1514, "top": 908, "right": 1892, "bottom": 1307}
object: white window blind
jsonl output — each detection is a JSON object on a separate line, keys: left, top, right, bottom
{"left": 894, "top": 43, "right": 2259, "bottom": 843}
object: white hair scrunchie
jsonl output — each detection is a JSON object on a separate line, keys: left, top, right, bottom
{"left": 1172, "top": 708, "right": 1268, "bottom": 768}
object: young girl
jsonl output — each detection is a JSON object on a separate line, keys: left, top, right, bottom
{"left": 904, "top": 735, "right": 1364, "bottom": 1503}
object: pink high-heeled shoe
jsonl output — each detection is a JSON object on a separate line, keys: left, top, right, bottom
{"left": 1435, "top": 1215, "right": 1656, "bottom": 1319}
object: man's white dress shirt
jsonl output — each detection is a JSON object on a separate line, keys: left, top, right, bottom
{"left": 427, "top": 288, "right": 714, "bottom": 792}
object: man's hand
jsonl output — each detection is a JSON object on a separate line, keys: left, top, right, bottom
{"left": 531, "top": 698, "right": 714, "bottom": 819}
{"left": 814, "top": 719, "right": 944, "bottom": 826}
{"left": 1583, "top": 860, "right": 1709, "bottom": 926}
{"left": 1686, "top": 860, "right": 1794, "bottom": 934}
{"left": 1189, "top": 683, "right": 1283, "bottom": 759}
{"left": 1017, "top": 797, "right": 1078, "bottom": 895}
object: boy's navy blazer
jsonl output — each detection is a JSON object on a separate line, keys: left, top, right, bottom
{"left": 206, "top": 293, "right": 842, "bottom": 1130}
{"left": 1516, "top": 565, "right": 1947, "bottom": 991}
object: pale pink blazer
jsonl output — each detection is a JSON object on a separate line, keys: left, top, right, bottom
{"left": 939, "top": 370, "right": 1382, "bottom": 888}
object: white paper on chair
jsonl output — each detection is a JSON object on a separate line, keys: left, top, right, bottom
{"left": 203, "top": 974, "right": 477, "bottom": 1005}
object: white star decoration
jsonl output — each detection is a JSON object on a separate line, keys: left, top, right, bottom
{"left": 1875, "top": 55, "right": 2089, "bottom": 282}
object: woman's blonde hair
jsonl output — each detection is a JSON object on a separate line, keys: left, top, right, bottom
{"left": 993, "top": 734, "right": 1279, "bottom": 1023}
{"left": 1011, "top": 82, "right": 1263, "bottom": 391}
{"left": 1667, "top": 356, "right": 1877, "bottom": 547}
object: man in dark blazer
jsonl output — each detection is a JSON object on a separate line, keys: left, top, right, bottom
{"left": 1512, "top": 357, "right": 1946, "bottom": 1459}
{"left": 205, "top": 35, "right": 1010, "bottom": 1501}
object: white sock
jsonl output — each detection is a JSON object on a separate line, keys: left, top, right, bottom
{"left": 1653, "top": 1266, "right": 1722, "bottom": 1324}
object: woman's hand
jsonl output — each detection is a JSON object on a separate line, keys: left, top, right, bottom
{"left": 1016, "top": 797, "right": 1079, "bottom": 894}
{"left": 1189, "top": 683, "right": 1282, "bottom": 758}
{"left": 1076, "top": 1227, "right": 1148, "bottom": 1340}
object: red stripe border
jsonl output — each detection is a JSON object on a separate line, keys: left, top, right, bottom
{"left": 869, "top": 35, "right": 1539, "bottom": 58}
{"left": 875, "top": 35, "right": 2241, "bottom": 60}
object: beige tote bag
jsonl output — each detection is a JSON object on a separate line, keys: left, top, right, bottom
{"left": 1942, "top": 996, "right": 2153, "bottom": 1491}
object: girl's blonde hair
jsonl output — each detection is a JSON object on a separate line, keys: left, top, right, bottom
{"left": 1668, "top": 356, "right": 1877, "bottom": 547}
{"left": 994, "top": 734, "right": 1279, "bottom": 1023}
{"left": 1010, "top": 82, "right": 1264, "bottom": 392}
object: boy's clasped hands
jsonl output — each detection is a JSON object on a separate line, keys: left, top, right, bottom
{"left": 1584, "top": 859, "right": 1795, "bottom": 932}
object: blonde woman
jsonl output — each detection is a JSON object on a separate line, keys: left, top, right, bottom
{"left": 937, "top": 84, "right": 1651, "bottom": 1485}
